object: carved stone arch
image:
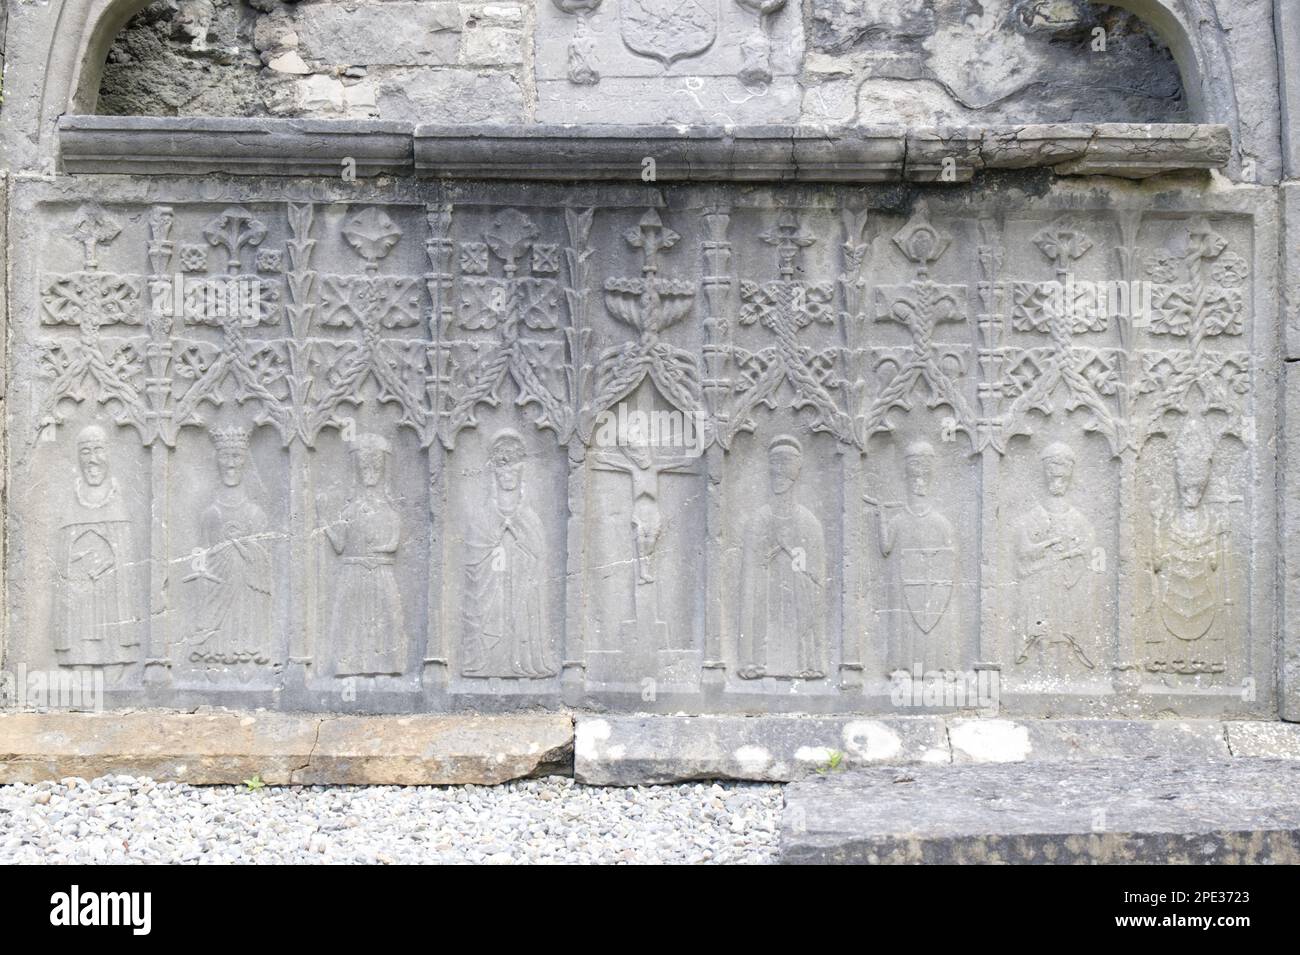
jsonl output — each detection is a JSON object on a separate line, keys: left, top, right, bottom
{"left": 69, "top": 0, "right": 158, "bottom": 114}
{"left": 2, "top": 0, "right": 155, "bottom": 169}
{"left": 1100, "top": 0, "right": 1242, "bottom": 170}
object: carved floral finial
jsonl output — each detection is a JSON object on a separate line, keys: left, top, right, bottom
{"left": 892, "top": 202, "right": 949, "bottom": 275}
{"left": 71, "top": 204, "right": 122, "bottom": 271}
{"left": 623, "top": 208, "right": 680, "bottom": 275}
{"left": 342, "top": 207, "right": 402, "bottom": 269}
{"left": 484, "top": 208, "right": 540, "bottom": 277}
{"left": 1033, "top": 216, "right": 1092, "bottom": 271}
{"left": 203, "top": 206, "right": 267, "bottom": 274}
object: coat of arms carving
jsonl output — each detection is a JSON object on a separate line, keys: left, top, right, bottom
{"left": 620, "top": 0, "right": 719, "bottom": 67}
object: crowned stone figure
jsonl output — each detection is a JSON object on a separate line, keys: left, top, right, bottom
{"left": 1149, "top": 416, "right": 1228, "bottom": 674}
{"left": 189, "top": 426, "right": 274, "bottom": 674}
{"left": 319, "top": 432, "right": 407, "bottom": 677}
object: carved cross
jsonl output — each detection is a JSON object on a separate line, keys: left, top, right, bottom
{"left": 760, "top": 209, "right": 815, "bottom": 280}
{"left": 722, "top": 209, "right": 849, "bottom": 448}
{"left": 623, "top": 208, "right": 678, "bottom": 276}
{"left": 590, "top": 389, "right": 699, "bottom": 649}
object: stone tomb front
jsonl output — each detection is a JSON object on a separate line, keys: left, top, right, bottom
{"left": 3, "top": 169, "right": 1276, "bottom": 718}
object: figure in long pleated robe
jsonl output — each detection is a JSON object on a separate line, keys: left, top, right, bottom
{"left": 1014, "top": 442, "right": 1098, "bottom": 674}
{"left": 55, "top": 425, "right": 139, "bottom": 671}
{"left": 738, "top": 435, "right": 827, "bottom": 680}
{"left": 462, "top": 429, "right": 555, "bottom": 678}
{"left": 190, "top": 426, "right": 273, "bottom": 670}
{"left": 321, "top": 433, "right": 406, "bottom": 676}
{"left": 1148, "top": 416, "right": 1229, "bottom": 675}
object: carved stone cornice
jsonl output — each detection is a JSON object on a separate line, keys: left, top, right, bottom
{"left": 58, "top": 116, "right": 1231, "bottom": 183}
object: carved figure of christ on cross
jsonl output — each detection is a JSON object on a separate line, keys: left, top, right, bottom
{"left": 590, "top": 394, "right": 699, "bottom": 650}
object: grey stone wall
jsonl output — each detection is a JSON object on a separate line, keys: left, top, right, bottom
{"left": 95, "top": 0, "right": 1185, "bottom": 125}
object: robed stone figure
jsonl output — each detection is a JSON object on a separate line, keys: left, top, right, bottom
{"left": 320, "top": 433, "right": 406, "bottom": 677}
{"left": 738, "top": 435, "right": 827, "bottom": 680}
{"left": 1014, "top": 442, "right": 1098, "bottom": 673}
{"left": 870, "top": 441, "right": 959, "bottom": 673}
{"left": 55, "top": 425, "right": 139, "bottom": 672}
{"left": 462, "top": 429, "right": 555, "bottom": 678}
{"left": 189, "top": 426, "right": 273, "bottom": 671}
{"left": 1148, "top": 416, "right": 1229, "bottom": 675}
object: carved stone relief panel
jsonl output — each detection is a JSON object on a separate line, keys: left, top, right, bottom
{"left": 2, "top": 176, "right": 1277, "bottom": 718}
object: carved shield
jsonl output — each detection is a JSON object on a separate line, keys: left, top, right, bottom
{"left": 620, "top": 0, "right": 719, "bottom": 67}
{"left": 901, "top": 545, "right": 954, "bottom": 634}
{"left": 1159, "top": 562, "right": 1219, "bottom": 642}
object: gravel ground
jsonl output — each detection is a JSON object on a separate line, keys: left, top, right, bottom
{"left": 0, "top": 775, "right": 783, "bottom": 864}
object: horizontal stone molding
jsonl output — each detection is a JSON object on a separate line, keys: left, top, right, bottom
{"left": 57, "top": 117, "right": 1231, "bottom": 182}
{"left": 58, "top": 117, "right": 416, "bottom": 178}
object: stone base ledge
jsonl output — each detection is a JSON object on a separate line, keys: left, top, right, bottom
{"left": 780, "top": 759, "right": 1300, "bottom": 864}
{"left": 0, "top": 711, "right": 573, "bottom": 786}
{"left": 575, "top": 716, "right": 1300, "bottom": 785}
{"left": 3, "top": 712, "right": 1297, "bottom": 786}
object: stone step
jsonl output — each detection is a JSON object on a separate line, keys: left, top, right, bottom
{"left": 575, "top": 715, "right": 1300, "bottom": 784}
{"left": 0, "top": 711, "right": 573, "bottom": 786}
{"left": 779, "top": 759, "right": 1300, "bottom": 864}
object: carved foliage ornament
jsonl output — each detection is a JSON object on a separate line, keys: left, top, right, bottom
{"left": 30, "top": 202, "right": 1253, "bottom": 469}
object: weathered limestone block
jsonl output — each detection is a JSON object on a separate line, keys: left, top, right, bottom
{"left": 57, "top": 117, "right": 1228, "bottom": 184}
{"left": 780, "top": 759, "right": 1300, "bottom": 864}
{"left": 0, "top": 167, "right": 1277, "bottom": 721}
{"left": 906, "top": 124, "right": 1232, "bottom": 182}
{"left": 574, "top": 715, "right": 950, "bottom": 783}
{"left": 294, "top": 714, "right": 574, "bottom": 785}
{"left": 535, "top": 0, "right": 805, "bottom": 123}
{"left": 805, "top": 0, "right": 1187, "bottom": 126}
{"left": 0, "top": 711, "right": 321, "bottom": 784}
{"left": 536, "top": 76, "right": 803, "bottom": 125}
{"left": 459, "top": 3, "right": 527, "bottom": 68}
{"left": 293, "top": 2, "right": 463, "bottom": 67}
{"left": 1226, "top": 721, "right": 1300, "bottom": 758}
{"left": 947, "top": 718, "right": 1230, "bottom": 763}
{"left": 376, "top": 70, "right": 527, "bottom": 124}
{"left": 536, "top": 0, "right": 803, "bottom": 82}
{"left": 1285, "top": 360, "right": 1300, "bottom": 721}
{"left": 0, "top": 711, "right": 574, "bottom": 784}
{"left": 58, "top": 116, "right": 415, "bottom": 177}
{"left": 1278, "top": 0, "right": 1300, "bottom": 178}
